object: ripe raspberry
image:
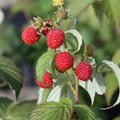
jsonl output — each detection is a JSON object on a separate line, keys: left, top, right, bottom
{"left": 43, "top": 71, "right": 53, "bottom": 87}
{"left": 42, "top": 26, "right": 50, "bottom": 36}
{"left": 55, "top": 52, "right": 74, "bottom": 72}
{"left": 36, "top": 71, "right": 53, "bottom": 88}
{"left": 36, "top": 79, "right": 49, "bottom": 88}
{"left": 42, "top": 20, "right": 52, "bottom": 36}
{"left": 74, "top": 62, "right": 92, "bottom": 81}
{"left": 47, "top": 29, "right": 64, "bottom": 49}
{"left": 22, "top": 26, "right": 40, "bottom": 45}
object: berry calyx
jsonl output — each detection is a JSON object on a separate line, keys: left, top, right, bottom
{"left": 47, "top": 28, "right": 65, "bottom": 49}
{"left": 55, "top": 52, "right": 74, "bottom": 72}
{"left": 22, "top": 26, "right": 40, "bottom": 45}
{"left": 74, "top": 62, "right": 92, "bottom": 81}
{"left": 36, "top": 71, "right": 53, "bottom": 88}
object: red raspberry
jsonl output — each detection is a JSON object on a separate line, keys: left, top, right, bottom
{"left": 42, "top": 20, "right": 52, "bottom": 36}
{"left": 46, "top": 28, "right": 64, "bottom": 49}
{"left": 74, "top": 62, "right": 92, "bottom": 81}
{"left": 36, "top": 80, "right": 49, "bottom": 88}
{"left": 22, "top": 26, "right": 40, "bottom": 45}
{"left": 36, "top": 71, "right": 53, "bottom": 88}
{"left": 42, "top": 26, "right": 50, "bottom": 36}
{"left": 43, "top": 71, "right": 53, "bottom": 87}
{"left": 55, "top": 52, "right": 74, "bottom": 72}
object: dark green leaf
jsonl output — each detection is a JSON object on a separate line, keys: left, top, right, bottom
{"left": 0, "top": 57, "right": 23, "bottom": 98}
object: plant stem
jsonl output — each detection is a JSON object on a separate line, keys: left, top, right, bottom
{"left": 75, "top": 75, "right": 79, "bottom": 104}
{"left": 66, "top": 72, "right": 75, "bottom": 96}
{"left": 67, "top": 82, "right": 75, "bottom": 96}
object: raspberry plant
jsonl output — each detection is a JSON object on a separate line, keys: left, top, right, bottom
{"left": 0, "top": 0, "right": 120, "bottom": 120}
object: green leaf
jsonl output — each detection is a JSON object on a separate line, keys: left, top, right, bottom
{"left": 65, "top": 29, "right": 82, "bottom": 54}
{"left": 69, "top": 0, "right": 95, "bottom": 16}
{"left": 79, "top": 80, "right": 95, "bottom": 105}
{"left": 101, "top": 60, "right": 120, "bottom": 109}
{"left": 0, "top": 57, "right": 23, "bottom": 98}
{"left": 73, "top": 105, "right": 96, "bottom": 120}
{"left": 0, "top": 98, "right": 13, "bottom": 118}
{"left": 105, "top": 73, "right": 118, "bottom": 105}
{"left": 30, "top": 98, "right": 73, "bottom": 120}
{"left": 102, "top": 0, "right": 120, "bottom": 26}
{"left": 36, "top": 51, "right": 56, "bottom": 83}
{"left": 37, "top": 88, "right": 52, "bottom": 104}
{"left": 93, "top": 1, "right": 103, "bottom": 24}
{"left": 47, "top": 85, "right": 63, "bottom": 102}
{"left": 112, "top": 48, "right": 120, "bottom": 65}
{"left": 93, "top": 72, "right": 106, "bottom": 95}
{"left": 7, "top": 101, "right": 36, "bottom": 120}
{"left": 0, "top": 98, "right": 36, "bottom": 120}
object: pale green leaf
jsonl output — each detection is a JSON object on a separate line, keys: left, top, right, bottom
{"left": 37, "top": 88, "right": 52, "bottom": 105}
{"left": 47, "top": 85, "right": 63, "bottom": 102}
{"left": 36, "top": 51, "right": 56, "bottom": 83}
{"left": 101, "top": 60, "right": 120, "bottom": 109}
{"left": 65, "top": 29, "right": 82, "bottom": 53}
{"left": 93, "top": 72, "right": 106, "bottom": 95}
{"left": 79, "top": 80, "right": 95, "bottom": 105}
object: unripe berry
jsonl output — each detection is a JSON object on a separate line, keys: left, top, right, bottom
{"left": 22, "top": 26, "right": 40, "bottom": 45}
{"left": 55, "top": 52, "right": 74, "bottom": 72}
{"left": 56, "top": 8, "right": 68, "bottom": 20}
{"left": 46, "top": 28, "right": 64, "bottom": 49}
{"left": 85, "top": 45, "right": 95, "bottom": 57}
{"left": 75, "top": 62, "right": 92, "bottom": 81}
{"left": 36, "top": 71, "right": 53, "bottom": 88}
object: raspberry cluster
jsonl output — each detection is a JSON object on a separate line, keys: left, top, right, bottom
{"left": 22, "top": 18, "right": 93, "bottom": 89}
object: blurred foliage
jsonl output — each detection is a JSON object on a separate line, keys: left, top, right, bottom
{"left": 0, "top": 98, "right": 36, "bottom": 120}
{"left": 0, "top": 0, "right": 120, "bottom": 119}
